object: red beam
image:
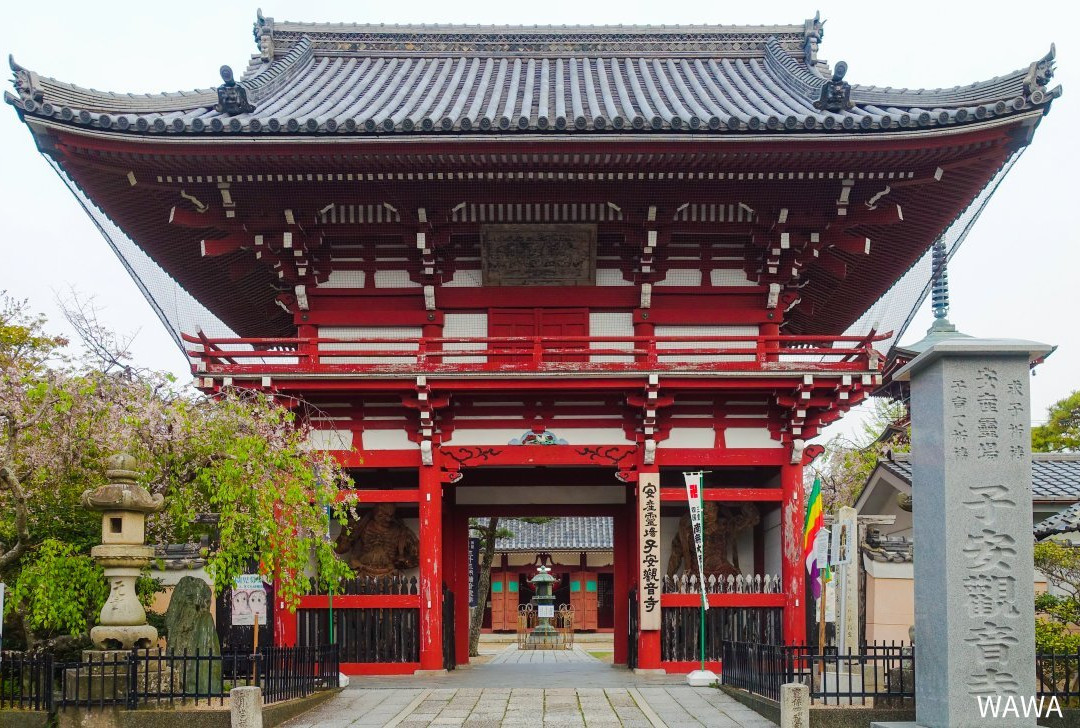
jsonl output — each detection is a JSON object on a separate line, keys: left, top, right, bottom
{"left": 441, "top": 445, "right": 636, "bottom": 468}
{"left": 661, "top": 593, "right": 786, "bottom": 608}
{"left": 335, "top": 450, "right": 421, "bottom": 468}
{"left": 336, "top": 488, "right": 419, "bottom": 503}
{"left": 655, "top": 448, "right": 786, "bottom": 466}
{"left": 660, "top": 488, "right": 783, "bottom": 502}
{"left": 298, "top": 594, "right": 420, "bottom": 609}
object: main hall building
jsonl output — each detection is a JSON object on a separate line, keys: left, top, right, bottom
{"left": 8, "top": 12, "right": 1058, "bottom": 674}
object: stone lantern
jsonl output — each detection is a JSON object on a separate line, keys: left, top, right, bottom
{"left": 82, "top": 453, "right": 164, "bottom": 650}
{"left": 525, "top": 565, "right": 560, "bottom": 649}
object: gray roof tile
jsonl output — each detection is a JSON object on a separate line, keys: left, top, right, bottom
{"left": 6, "top": 17, "right": 1061, "bottom": 137}
{"left": 881, "top": 453, "right": 1080, "bottom": 500}
{"left": 485, "top": 517, "right": 613, "bottom": 552}
{"left": 1035, "top": 502, "right": 1080, "bottom": 538}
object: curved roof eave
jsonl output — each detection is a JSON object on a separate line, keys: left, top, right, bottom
{"left": 6, "top": 24, "right": 1061, "bottom": 138}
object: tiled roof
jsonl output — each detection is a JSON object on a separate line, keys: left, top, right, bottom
{"left": 6, "top": 14, "right": 1060, "bottom": 137}
{"left": 487, "top": 517, "right": 613, "bottom": 552}
{"left": 1035, "top": 502, "right": 1080, "bottom": 538}
{"left": 862, "top": 530, "right": 913, "bottom": 563}
{"left": 880, "top": 453, "right": 1080, "bottom": 501}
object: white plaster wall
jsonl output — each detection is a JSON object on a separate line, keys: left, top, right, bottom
{"left": 319, "top": 270, "right": 366, "bottom": 288}
{"left": 360, "top": 429, "right": 418, "bottom": 450}
{"left": 589, "top": 312, "right": 634, "bottom": 363}
{"left": 724, "top": 428, "right": 783, "bottom": 449}
{"left": 305, "top": 428, "right": 353, "bottom": 451}
{"left": 711, "top": 269, "right": 754, "bottom": 287}
{"left": 596, "top": 269, "right": 635, "bottom": 286}
{"left": 587, "top": 552, "right": 613, "bottom": 567}
{"left": 374, "top": 270, "right": 421, "bottom": 288}
{"left": 654, "top": 325, "right": 757, "bottom": 363}
{"left": 654, "top": 270, "right": 703, "bottom": 287}
{"left": 443, "top": 269, "right": 483, "bottom": 287}
{"left": 660, "top": 428, "right": 715, "bottom": 448}
{"left": 318, "top": 326, "right": 421, "bottom": 364}
{"left": 446, "top": 428, "right": 532, "bottom": 446}
{"left": 443, "top": 313, "right": 488, "bottom": 364}
{"left": 556, "top": 427, "right": 633, "bottom": 443}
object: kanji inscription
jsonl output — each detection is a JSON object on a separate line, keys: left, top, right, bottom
{"left": 481, "top": 224, "right": 596, "bottom": 286}
{"left": 907, "top": 344, "right": 1045, "bottom": 727}
{"left": 639, "top": 472, "right": 662, "bottom": 630}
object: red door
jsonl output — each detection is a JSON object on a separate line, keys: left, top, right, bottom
{"left": 488, "top": 309, "right": 589, "bottom": 365}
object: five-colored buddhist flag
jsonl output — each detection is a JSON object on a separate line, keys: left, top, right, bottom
{"left": 803, "top": 477, "right": 826, "bottom": 598}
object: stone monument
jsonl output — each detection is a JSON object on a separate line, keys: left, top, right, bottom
{"left": 83, "top": 453, "right": 164, "bottom": 650}
{"left": 69, "top": 453, "right": 176, "bottom": 700}
{"left": 874, "top": 339, "right": 1050, "bottom": 728}
{"left": 165, "top": 575, "right": 222, "bottom": 693}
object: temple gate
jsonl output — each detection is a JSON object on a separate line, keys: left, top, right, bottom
{"left": 7, "top": 12, "right": 1058, "bottom": 674}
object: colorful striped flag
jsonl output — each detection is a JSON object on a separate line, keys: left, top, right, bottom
{"left": 803, "top": 477, "right": 826, "bottom": 598}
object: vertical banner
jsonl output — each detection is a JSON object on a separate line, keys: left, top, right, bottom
{"left": 639, "top": 472, "right": 662, "bottom": 630}
{"left": 683, "top": 471, "right": 709, "bottom": 611}
{"left": 469, "top": 537, "right": 480, "bottom": 608}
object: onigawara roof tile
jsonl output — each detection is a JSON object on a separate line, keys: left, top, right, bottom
{"left": 484, "top": 517, "right": 613, "bottom": 553}
{"left": 1035, "top": 502, "right": 1080, "bottom": 539}
{"left": 6, "top": 13, "right": 1060, "bottom": 137}
{"left": 880, "top": 452, "right": 1080, "bottom": 501}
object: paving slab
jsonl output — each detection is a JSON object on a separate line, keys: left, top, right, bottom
{"left": 280, "top": 645, "right": 776, "bottom": 727}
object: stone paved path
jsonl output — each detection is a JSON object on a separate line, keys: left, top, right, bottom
{"left": 281, "top": 646, "right": 777, "bottom": 727}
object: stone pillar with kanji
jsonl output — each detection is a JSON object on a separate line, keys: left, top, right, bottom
{"left": 883, "top": 339, "right": 1051, "bottom": 728}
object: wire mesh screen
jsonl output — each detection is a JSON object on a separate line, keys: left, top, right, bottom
{"left": 47, "top": 156, "right": 238, "bottom": 348}
{"left": 842, "top": 149, "right": 1023, "bottom": 355}
{"left": 48, "top": 145, "right": 1021, "bottom": 369}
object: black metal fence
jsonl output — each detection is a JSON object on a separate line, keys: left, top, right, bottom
{"left": 0, "top": 644, "right": 338, "bottom": 711}
{"left": 627, "top": 588, "right": 638, "bottom": 670}
{"left": 1037, "top": 647, "right": 1080, "bottom": 704}
{"left": 297, "top": 575, "right": 421, "bottom": 664}
{"left": 720, "top": 641, "right": 914, "bottom": 705}
{"left": 724, "top": 642, "right": 1080, "bottom": 708}
{"left": 662, "top": 607, "right": 783, "bottom": 662}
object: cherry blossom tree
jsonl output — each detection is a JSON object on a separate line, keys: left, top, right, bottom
{"left": 0, "top": 293, "right": 352, "bottom": 646}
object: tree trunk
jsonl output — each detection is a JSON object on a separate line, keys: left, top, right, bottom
{"left": 468, "top": 517, "right": 499, "bottom": 658}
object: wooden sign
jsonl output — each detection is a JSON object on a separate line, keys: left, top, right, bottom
{"left": 639, "top": 472, "right": 662, "bottom": 630}
{"left": 481, "top": 224, "right": 596, "bottom": 286}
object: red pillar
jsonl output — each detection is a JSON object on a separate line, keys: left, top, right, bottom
{"left": 419, "top": 460, "right": 444, "bottom": 670}
{"left": 272, "top": 581, "right": 297, "bottom": 647}
{"left": 612, "top": 495, "right": 631, "bottom": 665}
{"left": 781, "top": 458, "right": 807, "bottom": 645}
{"left": 636, "top": 467, "right": 661, "bottom": 670}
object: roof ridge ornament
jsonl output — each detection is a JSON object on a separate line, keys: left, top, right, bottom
{"left": 9, "top": 54, "right": 42, "bottom": 105}
{"left": 254, "top": 8, "right": 276, "bottom": 63}
{"left": 814, "top": 60, "right": 853, "bottom": 112}
{"left": 1024, "top": 43, "right": 1056, "bottom": 96}
{"left": 215, "top": 66, "right": 254, "bottom": 115}
{"left": 802, "top": 11, "right": 825, "bottom": 66}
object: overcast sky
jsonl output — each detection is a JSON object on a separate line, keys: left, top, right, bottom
{"left": 1, "top": 0, "right": 1075, "bottom": 442}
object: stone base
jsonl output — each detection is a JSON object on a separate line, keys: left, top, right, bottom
{"left": 632, "top": 668, "right": 666, "bottom": 676}
{"left": 90, "top": 623, "right": 158, "bottom": 650}
{"left": 413, "top": 669, "right": 448, "bottom": 676}
{"left": 65, "top": 649, "right": 182, "bottom": 701}
{"left": 686, "top": 669, "right": 718, "bottom": 687}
